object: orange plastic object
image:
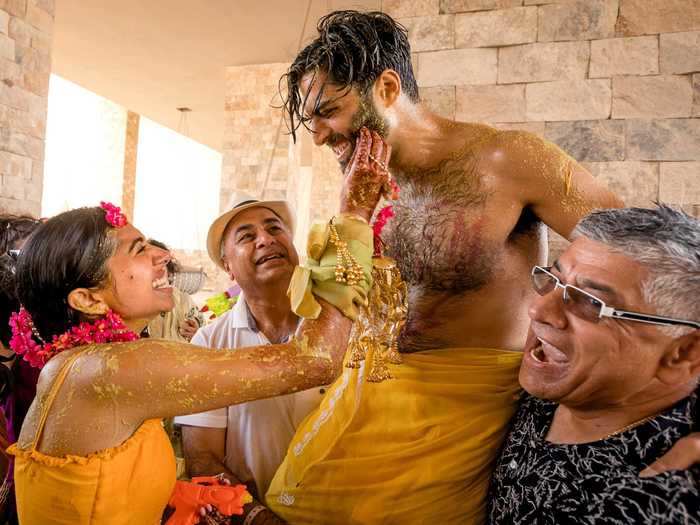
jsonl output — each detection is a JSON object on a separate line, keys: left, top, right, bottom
{"left": 165, "top": 476, "right": 252, "bottom": 525}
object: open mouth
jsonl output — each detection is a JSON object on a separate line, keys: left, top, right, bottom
{"left": 529, "top": 337, "right": 569, "bottom": 365}
{"left": 152, "top": 273, "right": 172, "bottom": 290}
{"left": 256, "top": 253, "right": 285, "bottom": 265}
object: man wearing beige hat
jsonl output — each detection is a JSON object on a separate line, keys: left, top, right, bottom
{"left": 175, "top": 193, "right": 328, "bottom": 499}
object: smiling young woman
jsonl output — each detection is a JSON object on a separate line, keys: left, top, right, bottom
{"left": 3, "top": 203, "right": 370, "bottom": 525}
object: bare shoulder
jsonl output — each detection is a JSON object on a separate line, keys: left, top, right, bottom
{"left": 469, "top": 128, "right": 582, "bottom": 192}
{"left": 445, "top": 123, "right": 546, "bottom": 168}
{"left": 449, "top": 121, "right": 502, "bottom": 152}
{"left": 490, "top": 128, "right": 545, "bottom": 146}
{"left": 16, "top": 348, "right": 88, "bottom": 448}
{"left": 33, "top": 342, "right": 157, "bottom": 404}
{"left": 33, "top": 348, "right": 83, "bottom": 397}
{"left": 485, "top": 129, "right": 570, "bottom": 166}
{"left": 479, "top": 129, "right": 622, "bottom": 237}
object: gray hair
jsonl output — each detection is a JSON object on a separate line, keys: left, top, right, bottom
{"left": 572, "top": 204, "right": 700, "bottom": 337}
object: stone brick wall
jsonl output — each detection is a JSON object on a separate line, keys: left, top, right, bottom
{"left": 387, "top": 0, "right": 700, "bottom": 256}
{"left": 0, "top": 0, "right": 53, "bottom": 217}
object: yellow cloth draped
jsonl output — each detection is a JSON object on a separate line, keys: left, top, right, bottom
{"left": 266, "top": 347, "right": 522, "bottom": 525}
{"left": 288, "top": 216, "right": 373, "bottom": 321}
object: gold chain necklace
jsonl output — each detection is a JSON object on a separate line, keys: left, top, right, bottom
{"left": 603, "top": 413, "right": 659, "bottom": 440}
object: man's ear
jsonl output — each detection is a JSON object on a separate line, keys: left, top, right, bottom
{"left": 656, "top": 331, "right": 700, "bottom": 385}
{"left": 222, "top": 258, "right": 236, "bottom": 282}
{"left": 373, "top": 69, "right": 401, "bottom": 108}
{"left": 67, "top": 288, "right": 110, "bottom": 317}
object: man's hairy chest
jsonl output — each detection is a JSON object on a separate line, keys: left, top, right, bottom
{"left": 385, "top": 151, "right": 528, "bottom": 294}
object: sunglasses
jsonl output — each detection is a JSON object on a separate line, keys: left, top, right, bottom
{"left": 531, "top": 266, "right": 700, "bottom": 330}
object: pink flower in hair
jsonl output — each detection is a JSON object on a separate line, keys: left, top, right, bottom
{"left": 100, "top": 201, "right": 128, "bottom": 228}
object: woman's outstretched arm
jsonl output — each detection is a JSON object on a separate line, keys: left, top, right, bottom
{"left": 82, "top": 298, "right": 351, "bottom": 420}
{"left": 20, "top": 299, "right": 350, "bottom": 456}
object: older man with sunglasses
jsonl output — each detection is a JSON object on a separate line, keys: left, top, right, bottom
{"left": 488, "top": 205, "right": 700, "bottom": 525}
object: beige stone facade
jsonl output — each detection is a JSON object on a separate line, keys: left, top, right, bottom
{"left": 0, "top": 0, "right": 53, "bottom": 217}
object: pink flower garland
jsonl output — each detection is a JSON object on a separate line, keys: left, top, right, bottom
{"left": 9, "top": 308, "right": 139, "bottom": 369}
{"left": 372, "top": 205, "right": 395, "bottom": 257}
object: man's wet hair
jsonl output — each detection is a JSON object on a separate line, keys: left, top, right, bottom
{"left": 280, "top": 10, "right": 419, "bottom": 142}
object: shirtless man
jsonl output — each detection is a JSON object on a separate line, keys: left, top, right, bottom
{"left": 285, "top": 14, "right": 619, "bottom": 356}
{"left": 240, "top": 10, "right": 689, "bottom": 525}
{"left": 260, "top": 11, "right": 620, "bottom": 525}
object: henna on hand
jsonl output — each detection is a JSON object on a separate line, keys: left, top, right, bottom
{"left": 340, "top": 127, "right": 393, "bottom": 221}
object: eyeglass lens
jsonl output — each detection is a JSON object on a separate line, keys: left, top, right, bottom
{"left": 532, "top": 268, "right": 603, "bottom": 322}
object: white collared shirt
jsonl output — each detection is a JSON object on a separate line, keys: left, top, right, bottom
{"left": 174, "top": 293, "right": 326, "bottom": 498}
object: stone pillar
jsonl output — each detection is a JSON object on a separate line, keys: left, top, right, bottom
{"left": 0, "top": 0, "right": 54, "bottom": 217}
{"left": 121, "top": 110, "right": 139, "bottom": 220}
{"left": 222, "top": 63, "right": 290, "bottom": 207}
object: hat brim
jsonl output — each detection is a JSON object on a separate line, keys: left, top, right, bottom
{"left": 206, "top": 201, "right": 294, "bottom": 270}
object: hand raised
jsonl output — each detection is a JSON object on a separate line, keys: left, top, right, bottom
{"left": 178, "top": 318, "right": 199, "bottom": 342}
{"left": 339, "top": 127, "right": 392, "bottom": 222}
{"left": 640, "top": 432, "right": 700, "bottom": 477}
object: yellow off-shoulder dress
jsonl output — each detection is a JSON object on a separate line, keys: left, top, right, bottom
{"left": 7, "top": 350, "right": 176, "bottom": 525}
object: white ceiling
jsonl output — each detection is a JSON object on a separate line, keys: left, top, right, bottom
{"left": 52, "top": 0, "right": 381, "bottom": 152}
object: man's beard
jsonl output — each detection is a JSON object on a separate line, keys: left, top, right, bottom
{"left": 331, "top": 94, "right": 390, "bottom": 171}
{"left": 351, "top": 94, "right": 389, "bottom": 139}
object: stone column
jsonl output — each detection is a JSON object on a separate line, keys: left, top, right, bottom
{"left": 0, "top": 0, "right": 54, "bottom": 217}
{"left": 222, "top": 63, "right": 291, "bottom": 207}
{"left": 121, "top": 110, "right": 139, "bottom": 220}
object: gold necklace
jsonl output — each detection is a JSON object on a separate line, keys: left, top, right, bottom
{"left": 603, "top": 413, "right": 659, "bottom": 440}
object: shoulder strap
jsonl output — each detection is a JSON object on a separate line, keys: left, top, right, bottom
{"left": 30, "top": 350, "right": 85, "bottom": 451}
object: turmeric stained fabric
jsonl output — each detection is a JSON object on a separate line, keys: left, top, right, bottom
{"left": 288, "top": 216, "right": 373, "bottom": 322}
{"left": 267, "top": 347, "right": 522, "bottom": 525}
{"left": 7, "top": 350, "right": 176, "bottom": 524}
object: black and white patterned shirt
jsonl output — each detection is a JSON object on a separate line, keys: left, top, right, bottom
{"left": 488, "top": 392, "right": 700, "bottom": 524}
